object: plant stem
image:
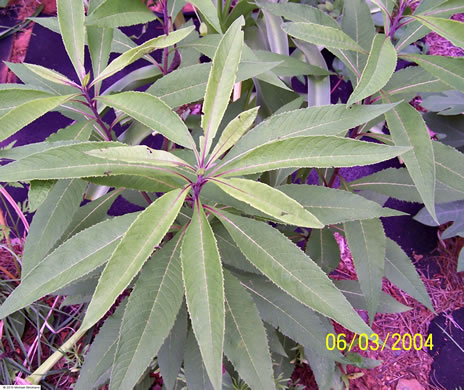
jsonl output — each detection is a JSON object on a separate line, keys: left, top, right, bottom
{"left": 162, "top": 0, "right": 170, "bottom": 74}
{"left": 81, "top": 87, "right": 111, "bottom": 140}
{"left": 25, "top": 327, "right": 87, "bottom": 385}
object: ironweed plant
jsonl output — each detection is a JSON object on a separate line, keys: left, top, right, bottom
{"left": 0, "top": 0, "right": 463, "bottom": 388}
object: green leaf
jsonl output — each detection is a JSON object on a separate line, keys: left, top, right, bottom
{"left": 201, "top": 17, "right": 244, "bottom": 158}
{"left": 414, "top": 200, "right": 464, "bottom": 239}
{"left": 216, "top": 211, "right": 372, "bottom": 334}
{"left": 0, "top": 213, "right": 137, "bottom": 320}
{"left": 0, "top": 94, "right": 75, "bottom": 143}
{"left": 184, "top": 330, "right": 215, "bottom": 390}
{"left": 86, "top": 0, "right": 156, "bottom": 28}
{"left": 401, "top": 54, "right": 464, "bottom": 93}
{"left": 213, "top": 222, "right": 260, "bottom": 275}
{"left": 27, "top": 180, "right": 56, "bottom": 212}
{"left": 238, "top": 275, "right": 341, "bottom": 360}
{"left": 384, "top": 101, "right": 437, "bottom": 221}
{"left": 381, "top": 66, "right": 449, "bottom": 98}
{"left": 306, "top": 228, "right": 340, "bottom": 274}
{"left": 333, "top": 280, "right": 411, "bottom": 314}
{"left": 209, "top": 107, "right": 258, "bottom": 165}
{"left": 350, "top": 167, "right": 464, "bottom": 204}
{"left": 60, "top": 189, "right": 123, "bottom": 242}
{"left": 0, "top": 141, "right": 77, "bottom": 161}
{"left": 223, "top": 270, "right": 275, "bottom": 390}
{"left": 347, "top": 34, "right": 397, "bottom": 105}
{"left": 282, "top": 22, "right": 366, "bottom": 53}
{"left": 277, "top": 184, "right": 404, "bottom": 225}
{"left": 0, "top": 142, "right": 187, "bottom": 182}
{"left": 341, "top": 0, "right": 376, "bottom": 77}
{"left": 75, "top": 298, "right": 127, "bottom": 390}
{"left": 384, "top": 238, "right": 434, "bottom": 311}
{"left": 215, "top": 136, "right": 410, "bottom": 177}
{"left": 57, "top": 0, "right": 86, "bottom": 80}
{"left": 87, "top": 145, "right": 192, "bottom": 170}
{"left": 227, "top": 103, "right": 399, "bottom": 160}
{"left": 0, "top": 88, "right": 52, "bottom": 117}
{"left": 97, "top": 92, "right": 195, "bottom": 149}
{"left": 158, "top": 304, "right": 188, "bottom": 390}
{"left": 87, "top": 174, "right": 182, "bottom": 193}
{"left": 253, "top": 50, "right": 333, "bottom": 77}
{"left": 20, "top": 63, "right": 76, "bottom": 87}
{"left": 413, "top": 15, "right": 464, "bottom": 49}
{"left": 395, "top": 0, "right": 464, "bottom": 52}
{"left": 212, "top": 178, "right": 323, "bottom": 228}
{"left": 93, "top": 26, "right": 195, "bottom": 84}
{"left": 110, "top": 231, "right": 185, "bottom": 389}
{"left": 81, "top": 188, "right": 187, "bottom": 330}
{"left": 87, "top": 26, "right": 113, "bottom": 92}
{"left": 181, "top": 202, "right": 224, "bottom": 390}
{"left": 433, "top": 141, "right": 464, "bottom": 193}
{"left": 22, "top": 179, "right": 87, "bottom": 277}
{"left": 344, "top": 219, "right": 386, "bottom": 323}
{"left": 46, "top": 120, "right": 95, "bottom": 142}
{"left": 187, "top": 0, "right": 222, "bottom": 33}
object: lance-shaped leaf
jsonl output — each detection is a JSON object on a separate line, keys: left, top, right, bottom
{"left": 209, "top": 107, "right": 258, "bottom": 164}
{"left": 97, "top": 92, "right": 194, "bottom": 149}
{"left": 413, "top": 15, "right": 464, "bottom": 49}
{"left": 87, "top": 26, "right": 113, "bottom": 94}
{"left": 380, "top": 66, "right": 449, "bottom": 98}
{"left": 0, "top": 142, "right": 186, "bottom": 182}
{"left": 110, "top": 231, "right": 185, "bottom": 390}
{"left": 81, "top": 188, "right": 187, "bottom": 330}
{"left": 238, "top": 275, "right": 342, "bottom": 361}
{"left": 277, "top": 184, "right": 404, "bottom": 225}
{"left": 334, "top": 280, "right": 411, "bottom": 314}
{"left": 20, "top": 63, "right": 76, "bottom": 87}
{"left": 223, "top": 270, "right": 275, "bottom": 390}
{"left": 401, "top": 54, "right": 464, "bottom": 93}
{"left": 342, "top": 0, "right": 376, "bottom": 77}
{"left": 184, "top": 330, "right": 215, "bottom": 390}
{"left": 86, "top": 0, "right": 156, "bottom": 28}
{"left": 215, "top": 136, "right": 410, "bottom": 177}
{"left": 0, "top": 94, "right": 75, "bottom": 142}
{"left": 158, "top": 304, "right": 188, "bottom": 390}
{"left": 28, "top": 180, "right": 56, "bottom": 212}
{"left": 227, "top": 103, "right": 398, "bottom": 160}
{"left": 395, "top": 0, "right": 464, "bottom": 51}
{"left": 22, "top": 179, "right": 87, "bottom": 277}
{"left": 93, "top": 26, "right": 194, "bottom": 84}
{"left": 187, "top": 0, "right": 222, "bottom": 33}
{"left": 212, "top": 178, "right": 323, "bottom": 228}
{"left": 74, "top": 298, "right": 127, "bottom": 390}
{"left": 306, "top": 228, "right": 340, "bottom": 274}
{"left": 87, "top": 145, "right": 192, "bottom": 170}
{"left": 182, "top": 201, "right": 225, "bottom": 390}
{"left": 344, "top": 219, "right": 386, "bottom": 323}
{"left": 88, "top": 174, "right": 182, "bottom": 193}
{"left": 57, "top": 0, "right": 85, "bottom": 80}
{"left": 0, "top": 213, "right": 138, "bottom": 320}
{"left": 0, "top": 140, "right": 76, "bottom": 161}
{"left": 384, "top": 101, "right": 437, "bottom": 221}
{"left": 201, "top": 17, "right": 244, "bottom": 158}
{"left": 282, "top": 22, "right": 365, "bottom": 53}
{"left": 60, "top": 188, "right": 123, "bottom": 242}
{"left": 0, "top": 88, "right": 52, "bottom": 116}
{"left": 46, "top": 120, "right": 94, "bottom": 143}
{"left": 350, "top": 167, "right": 464, "bottom": 204}
{"left": 347, "top": 34, "right": 396, "bottom": 105}
{"left": 384, "top": 238, "right": 434, "bottom": 311}
{"left": 433, "top": 141, "right": 464, "bottom": 193}
{"left": 215, "top": 211, "right": 372, "bottom": 334}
